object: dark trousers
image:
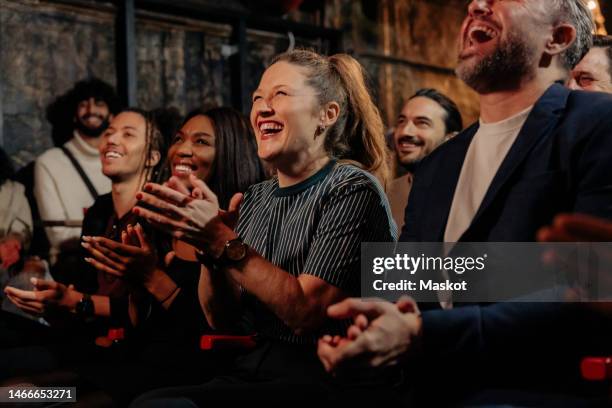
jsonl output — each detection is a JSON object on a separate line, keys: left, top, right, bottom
{"left": 130, "top": 340, "right": 409, "bottom": 408}
{"left": 0, "top": 310, "right": 54, "bottom": 349}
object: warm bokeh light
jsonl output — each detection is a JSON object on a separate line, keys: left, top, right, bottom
{"left": 590, "top": 0, "right": 607, "bottom": 35}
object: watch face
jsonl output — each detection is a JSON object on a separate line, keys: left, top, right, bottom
{"left": 226, "top": 239, "right": 247, "bottom": 262}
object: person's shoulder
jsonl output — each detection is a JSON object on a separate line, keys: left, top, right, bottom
{"left": 35, "top": 137, "right": 81, "bottom": 169}
{"left": 414, "top": 122, "right": 477, "bottom": 173}
{"left": 330, "top": 162, "right": 377, "bottom": 183}
{"left": 567, "top": 87, "right": 612, "bottom": 105}
{"left": 328, "top": 162, "right": 385, "bottom": 196}
{"left": 2, "top": 179, "right": 25, "bottom": 195}
{"left": 0, "top": 180, "right": 27, "bottom": 204}
{"left": 566, "top": 89, "right": 612, "bottom": 118}
{"left": 560, "top": 90, "right": 612, "bottom": 148}
{"left": 244, "top": 177, "right": 277, "bottom": 198}
{"left": 36, "top": 146, "right": 65, "bottom": 166}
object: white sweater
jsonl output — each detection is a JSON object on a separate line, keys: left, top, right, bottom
{"left": 34, "top": 132, "right": 111, "bottom": 262}
{"left": 0, "top": 180, "right": 32, "bottom": 246}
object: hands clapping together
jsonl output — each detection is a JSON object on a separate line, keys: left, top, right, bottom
{"left": 538, "top": 213, "right": 612, "bottom": 243}
{"left": 4, "top": 278, "right": 80, "bottom": 316}
{"left": 132, "top": 175, "right": 242, "bottom": 255}
{"left": 316, "top": 213, "right": 612, "bottom": 377}
{"left": 5, "top": 175, "right": 241, "bottom": 319}
{"left": 82, "top": 223, "right": 157, "bottom": 286}
{"left": 317, "top": 296, "right": 421, "bottom": 375}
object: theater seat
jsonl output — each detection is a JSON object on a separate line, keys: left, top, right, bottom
{"left": 581, "top": 357, "right": 612, "bottom": 381}
{"left": 95, "top": 328, "right": 125, "bottom": 348}
{"left": 200, "top": 334, "right": 257, "bottom": 350}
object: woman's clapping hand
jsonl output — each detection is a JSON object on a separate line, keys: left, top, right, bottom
{"left": 133, "top": 175, "right": 242, "bottom": 254}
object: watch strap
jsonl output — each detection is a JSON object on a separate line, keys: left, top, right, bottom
{"left": 195, "top": 238, "right": 247, "bottom": 267}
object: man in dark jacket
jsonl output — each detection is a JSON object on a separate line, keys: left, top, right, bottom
{"left": 319, "top": 0, "right": 612, "bottom": 405}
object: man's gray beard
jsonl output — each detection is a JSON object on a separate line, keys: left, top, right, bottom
{"left": 456, "top": 34, "right": 537, "bottom": 94}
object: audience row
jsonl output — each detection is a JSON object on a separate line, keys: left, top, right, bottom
{"left": 2, "top": 1, "right": 612, "bottom": 406}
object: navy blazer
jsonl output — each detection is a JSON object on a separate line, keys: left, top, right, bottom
{"left": 401, "top": 83, "right": 612, "bottom": 243}
{"left": 401, "top": 84, "right": 612, "bottom": 397}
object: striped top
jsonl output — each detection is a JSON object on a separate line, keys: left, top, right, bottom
{"left": 236, "top": 160, "right": 397, "bottom": 344}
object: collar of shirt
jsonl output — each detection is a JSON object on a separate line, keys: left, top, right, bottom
{"left": 71, "top": 130, "right": 101, "bottom": 158}
{"left": 274, "top": 159, "right": 337, "bottom": 197}
{"left": 478, "top": 105, "right": 534, "bottom": 133}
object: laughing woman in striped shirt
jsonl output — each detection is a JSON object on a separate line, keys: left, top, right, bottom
{"left": 131, "top": 49, "right": 397, "bottom": 404}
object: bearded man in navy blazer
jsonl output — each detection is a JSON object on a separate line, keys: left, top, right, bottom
{"left": 318, "top": 0, "right": 612, "bottom": 405}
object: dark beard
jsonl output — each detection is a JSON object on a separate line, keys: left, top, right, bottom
{"left": 456, "top": 32, "right": 537, "bottom": 94}
{"left": 74, "top": 115, "right": 110, "bottom": 138}
{"left": 396, "top": 160, "right": 418, "bottom": 176}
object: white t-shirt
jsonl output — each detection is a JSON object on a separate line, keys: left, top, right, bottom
{"left": 444, "top": 106, "right": 533, "bottom": 243}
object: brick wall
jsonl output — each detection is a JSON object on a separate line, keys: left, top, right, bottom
{"left": 0, "top": 0, "right": 479, "bottom": 169}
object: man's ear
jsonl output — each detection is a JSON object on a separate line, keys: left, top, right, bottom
{"left": 146, "top": 150, "right": 161, "bottom": 168}
{"left": 545, "top": 23, "right": 576, "bottom": 57}
{"left": 320, "top": 101, "right": 341, "bottom": 128}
